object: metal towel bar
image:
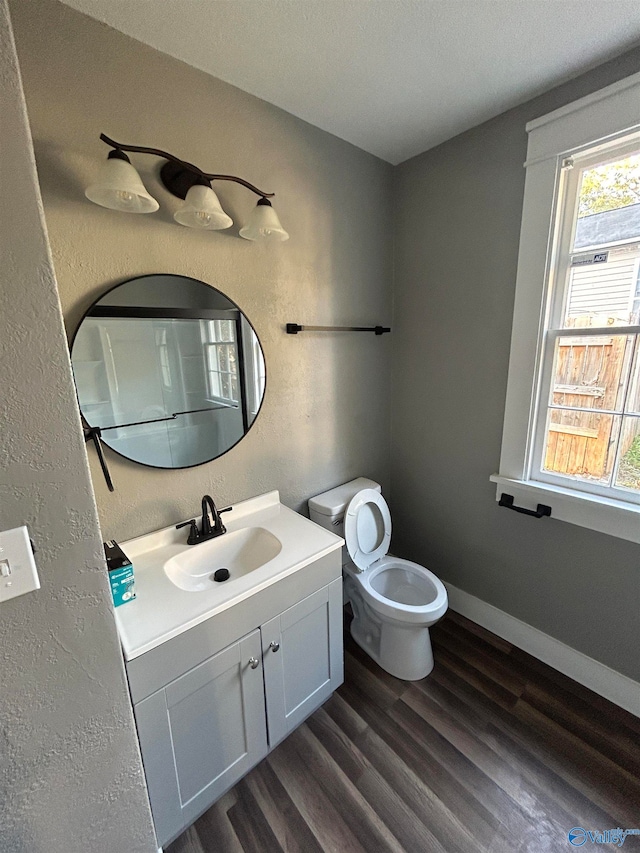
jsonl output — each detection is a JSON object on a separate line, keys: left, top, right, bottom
{"left": 286, "top": 323, "right": 390, "bottom": 335}
{"left": 499, "top": 493, "right": 551, "bottom": 518}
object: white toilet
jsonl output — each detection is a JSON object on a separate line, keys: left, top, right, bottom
{"left": 309, "top": 478, "right": 448, "bottom": 681}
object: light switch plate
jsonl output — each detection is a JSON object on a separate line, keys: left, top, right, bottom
{"left": 0, "top": 525, "right": 40, "bottom": 602}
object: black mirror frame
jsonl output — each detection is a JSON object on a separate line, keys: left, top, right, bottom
{"left": 70, "top": 274, "right": 267, "bottom": 482}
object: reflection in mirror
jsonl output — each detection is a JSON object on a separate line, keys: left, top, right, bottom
{"left": 71, "top": 275, "right": 265, "bottom": 469}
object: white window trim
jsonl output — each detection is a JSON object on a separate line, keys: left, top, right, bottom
{"left": 494, "top": 70, "right": 640, "bottom": 544}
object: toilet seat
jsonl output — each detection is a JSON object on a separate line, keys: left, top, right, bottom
{"left": 358, "top": 556, "right": 448, "bottom": 624}
{"left": 344, "top": 488, "right": 392, "bottom": 572}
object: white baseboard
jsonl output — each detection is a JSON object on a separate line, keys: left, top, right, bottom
{"left": 444, "top": 583, "right": 640, "bottom": 719}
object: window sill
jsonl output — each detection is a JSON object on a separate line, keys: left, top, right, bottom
{"left": 490, "top": 474, "right": 640, "bottom": 545}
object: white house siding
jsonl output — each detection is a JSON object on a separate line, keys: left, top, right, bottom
{"left": 567, "top": 249, "right": 640, "bottom": 322}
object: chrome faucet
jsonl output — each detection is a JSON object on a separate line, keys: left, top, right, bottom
{"left": 176, "top": 494, "right": 227, "bottom": 545}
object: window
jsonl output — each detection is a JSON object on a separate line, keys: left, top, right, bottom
{"left": 492, "top": 71, "right": 640, "bottom": 544}
{"left": 202, "top": 319, "right": 239, "bottom": 406}
{"left": 535, "top": 144, "right": 640, "bottom": 499}
{"left": 245, "top": 330, "right": 265, "bottom": 418}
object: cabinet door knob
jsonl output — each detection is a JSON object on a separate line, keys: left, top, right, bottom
{"left": 248, "top": 657, "right": 260, "bottom": 669}
{"left": 269, "top": 642, "right": 280, "bottom": 653}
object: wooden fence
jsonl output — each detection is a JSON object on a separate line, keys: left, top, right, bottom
{"left": 544, "top": 332, "right": 639, "bottom": 479}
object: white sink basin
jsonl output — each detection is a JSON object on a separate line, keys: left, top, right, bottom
{"left": 113, "top": 490, "right": 343, "bottom": 660}
{"left": 164, "top": 526, "right": 282, "bottom": 592}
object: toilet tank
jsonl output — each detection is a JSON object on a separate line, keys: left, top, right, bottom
{"left": 309, "top": 477, "right": 381, "bottom": 562}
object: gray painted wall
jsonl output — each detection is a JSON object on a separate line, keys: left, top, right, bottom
{"left": 0, "top": 2, "right": 157, "bottom": 851}
{"left": 10, "top": 0, "right": 393, "bottom": 545}
{"left": 392, "top": 47, "right": 640, "bottom": 681}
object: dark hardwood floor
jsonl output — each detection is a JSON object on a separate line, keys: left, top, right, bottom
{"left": 166, "top": 611, "right": 640, "bottom": 853}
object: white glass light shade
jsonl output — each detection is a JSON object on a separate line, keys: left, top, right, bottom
{"left": 173, "top": 184, "right": 233, "bottom": 230}
{"left": 239, "top": 199, "right": 289, "bottom": 242}
{"left": 85, "top": 157, "right": 159, "bottom": 213}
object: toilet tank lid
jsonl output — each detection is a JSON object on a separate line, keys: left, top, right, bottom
{"left": 308, "top": 477, "right": 381, "bottom": 516}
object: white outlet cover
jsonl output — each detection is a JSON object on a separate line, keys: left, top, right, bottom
{"left": 0, "top": 525, "right": 40, "bottom": 602}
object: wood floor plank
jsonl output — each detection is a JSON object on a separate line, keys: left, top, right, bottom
{"left": 389, "top": 696, "right": 560, "bottom": 847}
{"left": 356, "top": 766, "right": 452, "bottom": 853}
{"left": 266, "top": 732, "right": 371, "bottom": 853}
{"left": 342, "top": 649, "right": 410, "bottom": 712}
{"left": 443, "top": 611, "right": 514, "bottom": 654}
{"left": 339, "top": 682, "right": 498, "bottom": 852}
{"left": 399, "top": 683, "right": 573, "bottom": 841}
{"left": 351, "top": 721, "right": 484, "bottom": 853}
{"left": 513, "top": 696, "right": 640, "bottom": 826}
{"left": 438, "top": 616, "right": 640, "bottom": 760}
{"left": 226, "top": 777, "right": 285, "bottom": 853}
{"left": 508, "top": 644, "right": 640, "bottom": 736}
{"left": 305, "top": 705, "right": 370, "bottom": 784}
{"left": 520, "top": 681, "right": 640, "bottom": 777}
{"left": 164, "top": 825, "right": 206, "bottom": 853}
{"left": 432, "top": 622, "right": 528, "bottom": 698}
{"left": 307, "top": 703, "right": 452, "bottom": 853}
{"left": 428, "top": 652, "right": 633, "bottom": 830}
{"left": 486, "top": 821, "right": 561, "bottom": 853}
{"left": 243, "top": 760, "right": 325, "bottom": 853}
{"left": 187, "top": 791, "right": 243, "bottom": 853}
{"left": 428, "top": 644, "right": 632, "bottom": 826}
{"left": 431, "top": 640, "right": 521, "bottom": 710}
{"left": 356, "top": 698, "right": 502, "bottom": 844}
{"left": 285, "top": 722, "right": 406, "bottom": 853}
{"left": 321, "top": 690, "right": 368, "bottom": 742}
{"left": 166, "top": 612, "right": 640, "bottom": 853}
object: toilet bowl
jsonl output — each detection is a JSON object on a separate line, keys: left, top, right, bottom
{"left": 309, "top": 479, "right": 448, "bottom": 681}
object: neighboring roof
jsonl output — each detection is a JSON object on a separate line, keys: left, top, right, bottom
{"left": 575, "top": 203, "right": 640, "bottom": 249}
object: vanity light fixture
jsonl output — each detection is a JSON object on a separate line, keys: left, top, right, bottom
{"left": 85, "top": 134, "right": 289, "bottom": 241}
{"left": 239, "top": 198, "right": 289, "bottom": 242}
{"left": 85, "top": 148, "right": 159, "bottom": 214}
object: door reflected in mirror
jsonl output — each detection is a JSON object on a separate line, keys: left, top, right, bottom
{"left": 71, "top": 275, "right": 265, "bottom": 468}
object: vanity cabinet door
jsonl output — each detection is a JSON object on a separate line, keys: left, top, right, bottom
{"left": 262, "top": 578, "right": 343, "bottom": 747}
{"left": 134, "top": 629, "right": 268, "bottom": 848}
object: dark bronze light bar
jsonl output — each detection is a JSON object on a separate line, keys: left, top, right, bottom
{"left": 85, "top": 134, "right": 289, "bottom": 240}
{"left": 99, "top": 133, "right": 275, "bottom": 199}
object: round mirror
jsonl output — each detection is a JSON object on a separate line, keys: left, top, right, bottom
{"left": 71, "top": 274, "right": 265, "bottom": 469}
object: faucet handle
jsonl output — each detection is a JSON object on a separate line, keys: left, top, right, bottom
{"left": 176, "top": 519, "right": 199, "bottom": 545}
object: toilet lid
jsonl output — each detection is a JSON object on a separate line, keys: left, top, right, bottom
{"left": 344, "top": 489, "right": 392, "bottom": 572}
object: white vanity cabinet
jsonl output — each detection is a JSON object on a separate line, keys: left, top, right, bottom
{"left": 262, "top": 582, "right": 343, "bottom": 747}
{"left": 133, "top": 629, "right": 268, "bottom": 845}
{"left": 125, "top": 553, "right": 343, "bottom": 849}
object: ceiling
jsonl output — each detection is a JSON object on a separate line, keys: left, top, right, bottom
{"left": 60, "top": 1, "right": 640, "bottom": 165}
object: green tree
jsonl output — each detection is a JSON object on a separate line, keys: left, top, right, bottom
{"left": 578, "top": 154, "right": 640, "bottom": 218}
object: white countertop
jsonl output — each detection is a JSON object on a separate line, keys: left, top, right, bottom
{"left": 114, "top": 491, "right": 343, "bottom": 661}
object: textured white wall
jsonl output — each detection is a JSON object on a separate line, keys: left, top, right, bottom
{"left": 3, "top": 0, "right": 391, "bottom": 845}
{"left": 10, "top": 0, "right": 394, "bottom": 545}
{"left": 0, "top": 2, "right": 157, "bottom": 851}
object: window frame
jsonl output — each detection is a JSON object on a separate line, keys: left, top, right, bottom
{"left": 532, "top": 141, "right": 640, "bottom": 503}
{"left": 202, "top": 318, "right": 240, "bottom": 407}
{"left": 492, "top": 70, "right": 640, "bottom": 544}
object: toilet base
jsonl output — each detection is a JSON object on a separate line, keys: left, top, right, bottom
{"left": 350, "top": 608, "right": 435, "bottom": 681}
